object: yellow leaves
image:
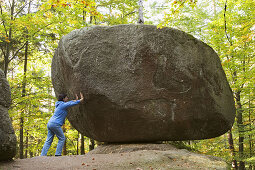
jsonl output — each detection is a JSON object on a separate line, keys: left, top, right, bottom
{"left": 41, "top": 0, "right": 72, "bottom": 9}
{"left": 39, "top": 0, "right": 101, "bottom": 23}
{"left": 80, "top": 0, "right": 91, "bottom": 6}
{"left": 43, "top": 0, "right": 97, "bottom": 9}
{"left": 240, "top": 33, "right": 253, "bottom": 43}
{"left": 0, "top": 33, "right": 10, "bottom": 43}
{"left": 69, "top": 20, "right": 78, "bottom": 25}
{"left": 90, "top": 10, "right": 98, "bottom": 16}
{"left": 51, "top": 4, "right": 57, "bottom": 8}
{"left": 157, "top": 23, "right": 166, "bottom": 29}
{"left": 45, "top": 11, "right": 53, "bottom": 18}
{"left": 4, "top": 36, "right": 10, "bottom": 43}
{"left": 64, "top": 3, "right": 72, "bottom": 7}
{"left": 222, "top": 58, "right": 231, "bottom": 66}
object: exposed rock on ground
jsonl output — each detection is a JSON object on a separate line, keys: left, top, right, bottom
{"left": 0, "top": 69, "right": 16, "bottom": 161}
{"left": 0, "top": 144, "right": 229, "bottom": 170}
{"left": 52, "top": 24, "right": 235, "bottom": 142}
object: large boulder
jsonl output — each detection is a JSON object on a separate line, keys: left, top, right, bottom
{"left": 52, "top": 24, "right": 236, "bottom": 142}
{"left": 0, "top": 69, "right": 16, "bottom": 161}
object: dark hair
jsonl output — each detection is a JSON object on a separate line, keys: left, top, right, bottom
{"left": 58, "top": 94, "right": 67, "bottom": 101}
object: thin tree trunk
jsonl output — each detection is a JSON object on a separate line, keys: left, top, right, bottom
{"left": 29, "top": 151, "right": 33, "bottom": 158}
{"left": 29, "top": 134, "right": 34, "bottom": 158}
{"left": 224, "top": 0, "right": 232, "bottom": 46}
{"left": 108, "top": 5, "right": 112, "bottom": 26}
{"left": 19, "top": 0, "right": 32, "bottom": 157}
{"left": 248, "top": 93, "right": 253, "bottom": 169}
{"left": 77, "top": 132, "right": 79, "bottom": 155}
{"left": 212, "top": 0, "right": 216, "bottom": 17}
{"left": 228, "top": 130, "right": 238, "bottom": 169}
{"left": 90, "top": 16, "right": 93, "bottom": 23}
{"left": 236, "top": 91, "right": 245, "bottom": 170}
{"left": 4, "top": 27, "right": 11, "bottom": 77}
{"left": 94, "top": 16, "right": 96, "bottom": 24}
{"left": 47, "top": 84, "right": 51, "bottom": 113}
{"left": 63, "top": 140, "right": 67, "bottom": 155}
{"left": 25, "top": 131, "right": 28, "bottom": 158}
{"left": 137, "top": 0, "right": 144, "bottom": 24}
{"left": 89, "top": 139, "right": 95, "bottom": 151}
{"left": 63, "top": 125, "right": 67, "bottom": 155}
{"left": 4, "top": 0, "right": 15, "bottom": 77}
{"left": 83, "top": 6, "right": 86, "bottom": 22}
{"left": 20, "top": 40, "right": 28, "bottom": 159}
{"left": 19, "top": 116, "right": 24, "bottom": 159}
{"left": 22, "top": 2, "right": 32, "bottom": 158}
{"left": 80, "top": 135, "right": 85, "bottom": 155}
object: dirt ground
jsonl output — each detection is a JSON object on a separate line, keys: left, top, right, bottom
{"left": 0, "top": 144, "right": 229, "bottom": 170}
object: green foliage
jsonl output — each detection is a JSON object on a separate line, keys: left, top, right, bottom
{"left": 96, "top": 0, "right": 139, "bottom": 25}
{"left": 165, "top": 141, "right": 198, "bottom": 152}
{"left": 3, "top": 0, "right": 255, "bottom": 166}
{"left": 8, "top": 52, "right": 54, "bottom": 157}
{"left": 3, "top": 0, "right": 114, "bottom": 158}
{"left": 157, "top": 0, "right": 255, "bottom": 168}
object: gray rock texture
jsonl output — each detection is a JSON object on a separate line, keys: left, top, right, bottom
{"left": 0, "top": 144, "right": 230, "bottom": 169}
{"left": 0, "top": 69, "right": 16, "bottom": 161}
{"left": 51, "top": 24, "right": 236, "bottom": 142}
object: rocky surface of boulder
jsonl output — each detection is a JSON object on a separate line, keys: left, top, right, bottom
{"left": 52, "top": 24, "right": 235, "bottom": 142}
{"left": 0, "top": 144, "right": 229, "bottom": 169}
{"left": 0, "top": 69, "right": 16, "bottom": 161}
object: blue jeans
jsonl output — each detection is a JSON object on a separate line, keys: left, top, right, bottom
{"left": 41, "top": 122, "right": 65, "bottom": 156}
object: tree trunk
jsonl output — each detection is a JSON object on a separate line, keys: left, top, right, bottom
{"left": 19, "top": 116, "right": 24, "bottom": 159}
{"left": 25, "top": 131, "right": 28, "bottom": 158}
{"left": 94, "top": 16, "right": 96, "bottom": 24}
{"left": 212, "top": 0, "right": 216, "bottom": 17}
{"left": 4, "top": 27, "right": 11, "bottom": 77}
{"left": 20, "top": 40, "right": 28, "bottom": 159}
{"left": 83, "top": 6, "right": 87, "bottom": 22}
{"left": 48, "top": 86, "right": 52, "bottom": 113}
{"left": 90, "top": 16, "right": 93, "bottom": 23}
{"left": 63, "top": 125, "right": 67, "bottom": 155}
{"left": 29, "top": 134, "right": 34, "bottom": 158}
{"left": 236, "top": 91, "right": 245, "bottom": 170}
{"left": 29, "top": 151, "right": 33, "bottom": 158}
{"left": 89, "top": 138, "right": 95, "bottom": 151}
{"left": 77, "top": 132, "right": 79, "bottom": 155}
{"left": 3, "top": 0, "right": 15, "bottom": 77}
{"left": 248, "top": 94, "right": 253, "bottom": 169}
{"left": 228, "top": 130, "right": 238, "bottom": 169}
{"left": 137, "top": 0, "right": 144, "bottom": 24}
{"left": 80, "top": 135, "right": 85, "bottom": 155}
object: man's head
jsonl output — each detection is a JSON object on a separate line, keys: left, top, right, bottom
{"left": 58, "top": 94, "right": 68, "bottom": 102}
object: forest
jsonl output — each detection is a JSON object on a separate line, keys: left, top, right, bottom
{"left": 0, "top": 0, "right": 254, "bottom": 169}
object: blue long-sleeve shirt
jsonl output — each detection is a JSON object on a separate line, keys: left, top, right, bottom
{"left": 48, "top": 100, "right": 81, "bottom": 126}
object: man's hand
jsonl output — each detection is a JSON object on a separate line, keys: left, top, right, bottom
{"left": 79, "top": 92, "right": 84, "bottom": 102}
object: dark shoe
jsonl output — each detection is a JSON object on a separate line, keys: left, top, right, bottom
{"left": 55, "top": 155, "right": 62, "bottom": 157}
